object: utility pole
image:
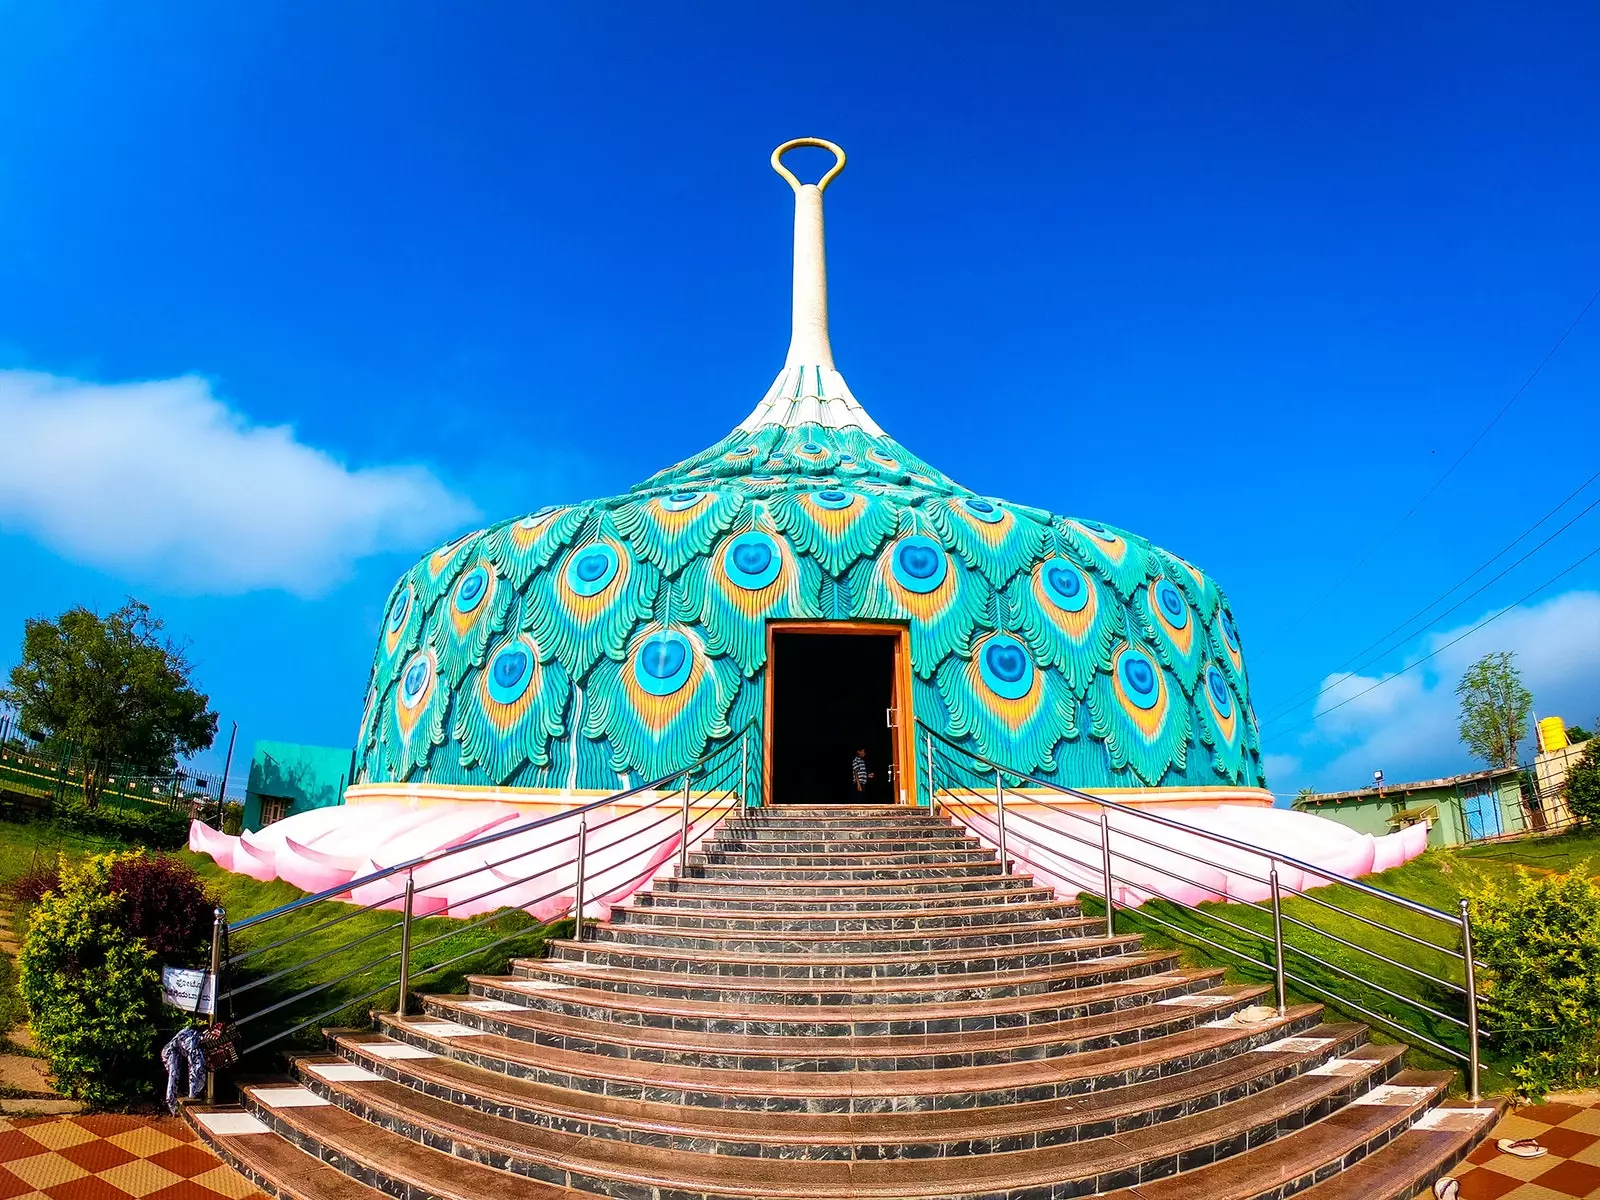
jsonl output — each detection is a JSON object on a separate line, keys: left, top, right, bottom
{"left": 216, "top": 721, "right": 238, "bottom": 828}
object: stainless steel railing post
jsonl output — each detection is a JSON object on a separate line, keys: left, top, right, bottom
{"left": 925, "top": 731, "right": 936, "bottom": 812}
{"left": 994, "top": 766, "right": 1008, "bottom": 874}
{"left": 395, "top": 874, "right": 415, "bottom": 1016}
{"left": 1270, "top": 864, "right": 1286, "bottom": 1016}
{"left": 572, "top": 818, "right": 589, "bottom": 942}
{"left": 678, "top": 774, "right": 692, "bottom": 873}
{"left": 1099, "top": 812, "right": 1114, "bottom": 936}
{"left": 1460, "top": 897, "right": 1481, "bottom": 1100}
{"left": 205, "top": 905, "right": 225, "bottom": 1103}
{"left": 740, "top": 735, "right": 751, "bottom": 809}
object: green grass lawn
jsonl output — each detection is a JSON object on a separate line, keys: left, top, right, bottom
{"left": 0, "top": 817, "right": 560, "bottom": 1065}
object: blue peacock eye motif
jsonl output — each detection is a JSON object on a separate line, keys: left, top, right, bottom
{"left": 723, "top": 531, "right": 782, "bottom": 591}
{"left": 486, "top": 643, "right": 534, "bottom": 706}
{"left": 811, "top": 488, "right": 855, "bottom": 510}
{"left": 978, "top": 634, "right": 1034, "bottom": 701}
{"left": 565, "top": 544, "right": 620, "bottom": 597}
{"left": 962, "top": 497, "right": 1005, "bottom": 524}
{"left": 1206, "top": 666, "right": 1232, "bottom": 715}
{"left": 388, "top": 591, "right": 411, "bottom": 633}
{"left": 1119, "top": 650, "right": 1159, "bottom": 710}
{"left": 1040, "top": 558, "right": 1090, "bottom": 613}
{"left": 454, "top": 566, "right": 489, "bottom": 614}
{"left": 633, "top": 631, "right": 693, "bottom": 697}
{"left": 661, "top": 491, "right": 703, "bottom": 512}
{"left": 1154, "top": 579, "right": 1188, "bottom": 629}
{"left": 400, "top": 657, "right": 431, "bottom": 708}
{"left": 801, "top": 441, "right": 822, "bottom": 454}
{"left": 838, "top": 453, "right": 855, "bottom": 464}
{"left": 890, "top": 535, "right": 949, "bottom": 594}
{"left": 1220, "top": 610, "right": 1240, "bottom": 652}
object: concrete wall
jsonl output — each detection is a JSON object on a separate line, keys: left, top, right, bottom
{"left": 1296, "top": 772, "right": 1529, "bottom": 850}
{"left": 244, "top": 740, "right": 354, "bottom": 832}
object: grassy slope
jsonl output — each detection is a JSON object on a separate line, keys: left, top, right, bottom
{"left": 1, "top": 813, "right": 1593, "bottom": 1089}
{"left": 1097, "top": 828, "right": 1600, "bottom": 1094}
{"left": 0, "top": 819, "right": 559, "bottom": 1063}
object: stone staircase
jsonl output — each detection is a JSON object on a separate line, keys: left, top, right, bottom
{"left": 189, "top": 805, "right": 1497, "bottom": 1200}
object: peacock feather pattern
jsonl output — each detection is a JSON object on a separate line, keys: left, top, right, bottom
{"left": 526, "top": 520, "right": 659, "bottom": 684}
{"left": 351, "top": 141, "right": 1265, "bottom": 797}
{"left": 1133, "top": 575, "right": 1206, "bottom": 698}
{"left": 581, "top": 624, "right": 741, "bottom": 781}
{"left": 1006, "top": 556, "right": 1121, "bottom": 700}
{"left": 936, "top": 632, "right": 1077, "bottom": 771}
{"left": 455, "top": 623, "right": 571, "bottom": 784}
{"left": 354, "top": 410, "right": 1262, "bottom": 794}
{"left": 1085, "top": 640, "right": 1193, "bottom": 786}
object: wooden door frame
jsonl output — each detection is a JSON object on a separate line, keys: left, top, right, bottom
{"left": 762, "top": 620, "right": 918, "bottom": 807}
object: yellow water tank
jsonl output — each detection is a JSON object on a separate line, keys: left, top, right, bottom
{"left": 1540, "top": 716, "right": 1569, "bottom": 753}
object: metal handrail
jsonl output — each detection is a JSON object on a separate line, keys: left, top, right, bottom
{"left": 918, "top": 722, "right": 1482, "bottom": 1099}
{"left": 229, "top": 722, "right": 757, "bottom": 934}
{"left": 215, "top": 724, "right": 755, "bottom": 1056}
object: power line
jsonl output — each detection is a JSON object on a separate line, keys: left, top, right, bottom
{"left": 1265, "top": 541, "right": 1600, "bottom": 739}
{"left": 1260, "top": 284, "right": 1600, "bottom": 653}
{"left": 1258, "top": 472, "right": 1600, "bottom": 727}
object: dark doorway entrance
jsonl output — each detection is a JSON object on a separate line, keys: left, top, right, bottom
{"left": 770, "top": 631, "right": 898, "bottom": 804}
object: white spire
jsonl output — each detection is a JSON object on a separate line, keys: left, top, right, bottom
{"left": 738, "top": 138, "right": 883, "bottom": 436}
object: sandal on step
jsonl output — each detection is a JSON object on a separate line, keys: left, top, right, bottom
{"left": 1433, "top": 1178, "right": 1459, "bottom": 1200}
{"left": 1497, "top": 1137, "right": 1548, "bottom": 1158}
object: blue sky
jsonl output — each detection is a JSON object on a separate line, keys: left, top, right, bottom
{"left": 1, "top": 1, "right": 1597, "bottom": 798}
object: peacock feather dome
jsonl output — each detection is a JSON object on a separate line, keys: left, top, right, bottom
{"left": 353, "top": 139, "right": 1263, "bottom": 796}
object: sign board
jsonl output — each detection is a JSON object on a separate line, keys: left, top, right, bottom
{"left": 161, "top": 966, "right": 216, "bottom": 1016}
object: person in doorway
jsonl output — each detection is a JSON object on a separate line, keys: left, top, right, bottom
{"left": 851, "top": 749, "right": 875, "bottom": 794}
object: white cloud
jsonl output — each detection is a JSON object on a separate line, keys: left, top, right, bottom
{"left": 1284, "top": 591, "right": 1600, "bottom": 790}
{"left": 0, "top": 370, "right": 479, "bottom": 596}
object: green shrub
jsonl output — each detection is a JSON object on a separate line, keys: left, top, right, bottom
{"left": 1566, "top": 740, "right": 1600, "bottom": 826}
{"left": 221, "top": 802, "right": 244, "bottom": 836}
{"left": 53, "top": 799, "right": 187, "bottom": 849}
{"left": 19, "top": 854, "right": 163, "bottom": 1106}
{"left": 1469, "top": 864, "right": 1600, "bottom": 1098}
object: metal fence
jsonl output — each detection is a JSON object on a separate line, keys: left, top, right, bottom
{"left": 918, "top": 722, "right": 1484, "bottom": 1099}
{"left": 0, "top": 718, "right": 232, "bottom": 815}
{"left": 209, "top": 724, "right": 755, "bottom": 1072}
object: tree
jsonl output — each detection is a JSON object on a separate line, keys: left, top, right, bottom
{"left": 1567, "top": 739, "right": 1600, "bottom": 827}
{"left": 2, "top": 600, "right": 216, "bottom": 807}
{"left": 1455, "top": 650, "right": 1533, "bottom": 769}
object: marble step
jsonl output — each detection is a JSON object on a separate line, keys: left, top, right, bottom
{"left": 319, "top": 1025, "right": 1387, "bottom": 1160}
{"left": 414, "top": 982, "right": 1271, "bottom": 1071}
{"left": 544, "top": 931, "right": 1144, "bottom": 979}
{"left": 281, "top": 1040, "right": 1406, "bottom": 1196}
{"left": 607, "top": 896, "right": 1085, "bottom": 931}
{"left": 186, "top": 1105, "right": 398, "bottom": 1200}
{"left": 464, "top": 964, "right": 1229, "bottom": 1037}
{"left": 510, "top": 948, "right": 1184, "bottom": 1005}
{"left": 690, "top": 847, "right": 997, "bottom": 867}
{"left": 631, "top": 884, "right": 1059, "bottom": 911}
{"left": 684, "top": 861, "right": 1007, "bottom": 881}
{"left": 652, "top": 871, "right": 1036, "bottom": 897}
{"left": 366, "top": 1005, "right": 1329, "bottom": 1113}
{"left": 589, "top": 913, "right": 1108, "bottom": 954}
{"left": 1291, "top": 1102, "right": 1503, "bottom": 1200}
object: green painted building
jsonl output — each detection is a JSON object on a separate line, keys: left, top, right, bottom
{"left": 243, "top": 741, "right": 355, "bottom": 832}
{"left": 1293, "top": 765, "right": 1529, "bottom": 849}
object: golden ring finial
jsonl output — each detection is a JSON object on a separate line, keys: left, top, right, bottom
{"left": 771, "top": 138, "right": 846, "bottom": 193}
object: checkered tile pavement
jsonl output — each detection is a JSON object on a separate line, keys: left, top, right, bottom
{"left": 0, "top": 1114, "right": 261, "bottom": 1200}
{"left": 1452, "top": 1097, "right": 1600, "bottom": 1198}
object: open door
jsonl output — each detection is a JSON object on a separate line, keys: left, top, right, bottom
{"left": 765, "top": 623, "right": 912, "bottom": 805}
